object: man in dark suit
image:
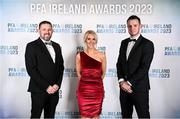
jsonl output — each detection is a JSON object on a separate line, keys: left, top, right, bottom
{"left": 116, "top": 15, "right": 154, "bottom": 118}
{"left": 25, "top": 21, "right": 64, "bottom": 118}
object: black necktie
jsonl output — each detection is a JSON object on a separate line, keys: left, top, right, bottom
{"left": 45, "top": 41, "right": 52, "bottom": 45}
{"left": 129, "top": 39, "right": 136, "bottom": 42}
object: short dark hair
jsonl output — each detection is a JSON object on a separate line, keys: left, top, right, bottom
{"left": 38, "top": 21, "right": 52, "bottom": 29}
{"left": 127, "top": 15, "right": 141, "bottom": 24}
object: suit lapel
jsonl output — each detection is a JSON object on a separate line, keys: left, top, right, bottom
{"left": 37, "top": 38, "right": 55, "bottom": 63}
{"left": 127, "top": 35, "right": 142, "bottom": 60}
{"left": 123, "top": 39, "right": 129, "bottom": 62}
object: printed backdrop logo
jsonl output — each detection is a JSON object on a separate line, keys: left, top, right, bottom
{"left": 149, "top": 68, "right": 170, "bottom": 79}
{"left": 106, "top": 68, "right": 117, "bottom": 77}
{"left": 7, "top": 23, "right": 82, "bottom": 33}
{"left": 8, "top": 23, "right": 38, "bottom": 33}
{"left": 141, "top": 24, "right": 172, "bottom": 34}
{"left": 101, "top": 112, "right": 121, "bottom": 118}
{"left": 76, "top": 46, "right": 106, "bottom": 53}
{"left": 96, "top": 24, "right": 126, "bottom": 33}
{"left": 0, "top": 45, "right": 18, "bottom": 55}
{"left": 55, "top": 111, "right": 79, "bottom": 118}
{"left": 97, "top": 46, "right": 106, "bottom": 53}
{"left": 164, "top": 46, "right": 180, "bottom": 56}
{"left": 8, "top": 67, "right": 28, "bottom": 77}
{"left": 59, "top": 89, "right": 62, "bottom": 98}
{"left": 53, "top": 24, "right": 82, "bottom": 33}
{"left": 55, "top": 111, "right": 120, "bottom": 118}
{"left": 76, "top": 46, "right": 84, "bottom": 53}
{"left": 64, "top": 68, "right": 77, "bottom": 77}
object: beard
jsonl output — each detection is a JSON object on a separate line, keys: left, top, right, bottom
{"left": 41, "top": 34, "right": 51, "bottom": 41}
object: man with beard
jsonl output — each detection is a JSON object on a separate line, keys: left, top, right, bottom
{"left": 25, "top": 21, "right": 64, "bottom": 118}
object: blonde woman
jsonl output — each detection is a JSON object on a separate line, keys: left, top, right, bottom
{"left": 76, "top": 30, "right": 106, "bottom": 119}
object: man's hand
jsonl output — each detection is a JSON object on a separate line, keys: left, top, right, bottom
{"left": 46, "top": 84, "right": 59, "bottom": 94}
{"left": 47, "top": 84, "right": 60, "bottom": 94}
{"left": 46, "top": 85, "right": 56, "bottom": 94}
{"left": 52, "top": 84, "right": 59, "bottom": 92}
{"left": 119, "top": 81, "right": 133, "bottom": 93}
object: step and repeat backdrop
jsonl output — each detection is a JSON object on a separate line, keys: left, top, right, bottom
{"left": 0, "top": 0, "right": 180, "bottom": 118}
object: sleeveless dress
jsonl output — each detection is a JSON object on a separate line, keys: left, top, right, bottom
{"left": 77, "top": 51, "right": 104, "bottom": 117}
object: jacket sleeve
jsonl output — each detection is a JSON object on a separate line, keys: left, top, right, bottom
{"left": 116, "top": 41, "right": 125, "bottom": 80}
{"left": 25, "top": 43, "right": 49, "bottom": 91}
{"left": 56, "top": 44, "right": 64, "bottom": 88}
{"left": 128, "top": 41, "right": 154, "bottom": 87}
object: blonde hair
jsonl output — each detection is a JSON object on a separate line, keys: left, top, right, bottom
{"left": 83, "top": 30, "right": 98, "bottom": 44}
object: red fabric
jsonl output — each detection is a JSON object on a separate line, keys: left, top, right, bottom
{"left": 77, "top": 51, "right": 104, "bottom": 117}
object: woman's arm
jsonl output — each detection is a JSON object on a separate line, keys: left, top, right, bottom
{"left": 101, "top": 52, "right": 107, "bottom": 79}
{"left": 76, "top": 53, "right": 81, "bottom": 80}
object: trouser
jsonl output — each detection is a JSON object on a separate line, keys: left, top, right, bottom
{"left": 30, "top": 92, "right": 59, "bottom": 118}
{"left": 120, "top": 90, "right": 150, "bottom": 118}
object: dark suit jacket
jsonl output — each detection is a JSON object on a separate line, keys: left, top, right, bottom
{"left": 116, "top": 35, "right": 154, "bottom": 92}
{"left": 25, "top": 38, "right": 64, "bottom": 92}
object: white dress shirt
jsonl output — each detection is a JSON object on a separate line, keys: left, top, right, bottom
{"left": 41, "top": 39, "right": 56, "bottom": 63}
{"left": 126, "top": 40, "right": 136, "bottom": 60}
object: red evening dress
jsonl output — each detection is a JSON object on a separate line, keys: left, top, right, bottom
{"left": 77, "top": 51, "right": 104, "bottom": 117}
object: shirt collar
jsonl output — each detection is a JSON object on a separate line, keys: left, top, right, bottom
{"left": 130, "top": 34, "right": 140, "bottom": 40}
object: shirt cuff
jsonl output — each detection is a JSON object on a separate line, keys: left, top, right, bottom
{"left": 127, "top": 81, "right": 132, "bottom": 86}
{"left": 118, "top": 78, "right": 124, "bottom": 83}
